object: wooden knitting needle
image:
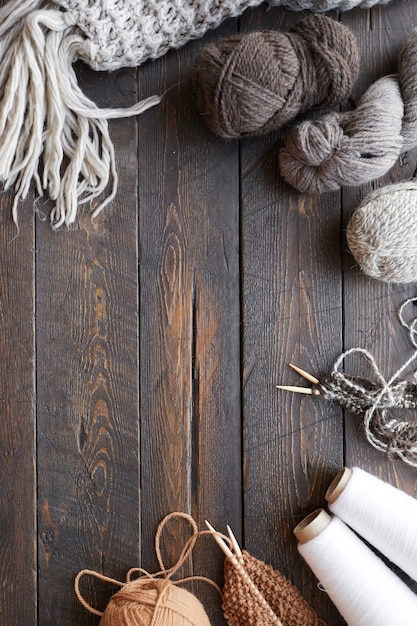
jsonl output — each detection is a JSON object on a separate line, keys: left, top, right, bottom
{"left": 276, "top": 385, "right": 319, "bottom": 394}
{"left": 205, "top": 520, "right": 235, "bottom": 560}
{"left": 288, "top": 363, "right": 319, "bottom": 385}
{"left": 227, "top": 525, "right": 243, "bottom": 558}
{"left": 276, "top": 363, "right": 321, "bottom": 395}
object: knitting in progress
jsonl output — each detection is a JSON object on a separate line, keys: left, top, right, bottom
{"left": 76, "top": 511, "right": 327, "bottom": 625}
{"left": 0, "top": 0, "right": 392, "bottom": 227}
{"left": 279, "top": 26, "right": 417, "bottom": 193}
{"left": 192, "top": 16, "right": 359, "bottom": 138}
{"left": 206, "top": 521, "right": 327, "bottom": 625}
{"left": 277, "top": 298, "right": 417, "bottom": 467}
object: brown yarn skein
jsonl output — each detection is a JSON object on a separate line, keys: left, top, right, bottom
{"left": 280, "top": 29, "right": 417, "bottom": 193}
{"left": 192, "top": 15, "right": 359, "bottom": 138}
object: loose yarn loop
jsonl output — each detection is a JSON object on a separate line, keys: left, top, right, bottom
{"left": 222, "top": 550, "right": 326, "bottom": 626}
{"left": 328, "top": 466, "right": 417, "bottom": 583}
{"left": 75, "top": 512, "right": 218, "bottom": 626}
{"left": 346, "top": 181, "right": 417, "bottom": 283}
{"left": 280, "top": 29, "right": 417, "bottom": 194}
{"left": 192, "top": 15, "right": 359, "bottom": 138}
{"left": 319, "top": 298, "right": 417, "bottom": 466}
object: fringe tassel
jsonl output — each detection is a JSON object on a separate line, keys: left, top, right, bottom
{"left": 0, "top": 0, "right": 161, "bottom": 227}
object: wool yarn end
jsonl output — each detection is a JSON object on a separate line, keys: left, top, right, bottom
{"left": 279, "top": 75, "right": 404, "bottom": 194}
{"left": 97, "top": 578, "right": 212, "bottom": 626}
{"left": 192, "top": 15, "right": 359, "bottom": 138}
{"left": 346, "top": 181, "right": 417, "bottom": 283}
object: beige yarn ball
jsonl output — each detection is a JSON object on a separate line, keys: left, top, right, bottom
{"left": 346, "top": 182, "right": 417, "bottom": 283}
{"left": 98, "top": 578, "right": 212, "bottom": 626}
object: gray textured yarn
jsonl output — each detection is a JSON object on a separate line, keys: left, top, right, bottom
{"left": 54, "top": 0, "right": 393, "bottom": 72}
{"left": 279, "top": 76, "right": 404, "bottom": 193}
{"left": 280, "top": 28, "right": 417, "bottom": 195}
{"left": 346, "top": 182, "right": 417, "bottom": 283}
{"left": 318, "top": 298, "right": 417, "bottom": 466}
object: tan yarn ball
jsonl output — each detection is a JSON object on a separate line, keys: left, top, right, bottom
{"left": 346, "top": 182, "right": 417, "bottom": 283}
{"left": 98, "top": 578, "right": 212, "bottom": 626}
{"left": 192, "top": 15, "right": 359, "bottom": 138}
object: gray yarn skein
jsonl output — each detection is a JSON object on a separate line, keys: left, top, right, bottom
{"left": 279, "top": 76, "right": 404, "bottom": 193}
{"left": 280, "top": 28, "right": 417, "bottom": 194}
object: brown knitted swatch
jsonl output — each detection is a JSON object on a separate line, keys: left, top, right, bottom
{"left": 222, "top": 550, "right": 325, "bottom": 626}
{"left": 192, "top": 15, "right": 359, "bottom": 138}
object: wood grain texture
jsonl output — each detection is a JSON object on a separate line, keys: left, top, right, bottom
{"left": 137, "top": 23, "right": 241, "bottom": 623}
{"left": 35, "top": 65, "right": 141, "bottom": 624}
{"left": 0, "top": 197, "right": 36, "bottom": 625}
{"left": 0, "top": 2, "right": 416, "bottom": 625}
{"left": 239, "top": 7, "right": 343, "bottom": 624}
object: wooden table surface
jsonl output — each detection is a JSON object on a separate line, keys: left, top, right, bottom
{"left": 1, "top": 1, "right": 417, "bottom": 624}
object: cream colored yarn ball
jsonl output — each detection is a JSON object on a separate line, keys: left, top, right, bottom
{"left": 346, "top": 182, "right": 417, "bottom": 283}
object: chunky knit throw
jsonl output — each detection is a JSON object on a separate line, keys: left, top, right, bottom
{"left": 0, "top": 0, "right": 393, "bottom": 226}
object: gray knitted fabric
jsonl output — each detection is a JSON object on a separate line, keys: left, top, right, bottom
{"left": 53, "top": 0, "right": 391, "bottom": 70}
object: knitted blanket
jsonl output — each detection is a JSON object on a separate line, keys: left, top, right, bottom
{"left": 0, "top": 0, "right": 393, "bottom": 226}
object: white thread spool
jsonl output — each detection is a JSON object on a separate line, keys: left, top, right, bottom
{"left": 294, "top": 509, "right": 417, "bottom": 626}
{"left": 326, "top": 466, "right": 417, "bottom": 582}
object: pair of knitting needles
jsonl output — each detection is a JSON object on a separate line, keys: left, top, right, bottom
{"left": 206, "top": 520, "right": 285, "bottom": 626}
{"left": 205, "top": 520, "right": 242, "bottom": 560}
{"left": 276, "top": 363, "right": 321, "bottom": 396}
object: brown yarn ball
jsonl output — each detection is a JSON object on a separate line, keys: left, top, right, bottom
{"left": 192, "top": 15, "right": 359, "bottom": 138}
{"left": 222, "top": 550, "right": 323, "bottom": 625}
{"left": 98, "top": 578, "right": 212, "bottom": 626}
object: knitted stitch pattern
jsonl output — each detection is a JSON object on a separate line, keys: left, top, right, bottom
{"left": 223, "top": 550, "right": 323, "bottom": 625}
{"left": 55, "top": 0, "right": 392, "bottom": 71}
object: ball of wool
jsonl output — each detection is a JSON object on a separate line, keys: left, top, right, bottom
{"left": 192, "top": 15, "right": 359, "bottom": 138}
{"left": 98, "top": 577, "right": 212, "bottom": 626}
{"left": 279, "top": 75, "right": 404, "bottom": 193}
{"left": 346, "top": 182, "right": 417, "bottom": 283}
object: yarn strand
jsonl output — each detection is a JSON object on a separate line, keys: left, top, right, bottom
{"left": 319, "top": 298, "right": 417, "bottom": 465}
{"left": 75, "top": 512, "right": 222, "bottom": 624}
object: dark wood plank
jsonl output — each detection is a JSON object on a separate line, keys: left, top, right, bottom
{"left": 0, "top": 198, "right": 36, "bottom": 624}
{"left": 137, "top": 24, "right": 241, "bottom": 624}
{"left": 36, "top": 65, "right": 142, "bottom": 624}
{"left": 240, "top": 7, "right": 343, "bottom": 625}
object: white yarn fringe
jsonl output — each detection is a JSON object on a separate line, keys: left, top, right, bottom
{"left": 0, "top": 0, "right": 160, "bottom": 227}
